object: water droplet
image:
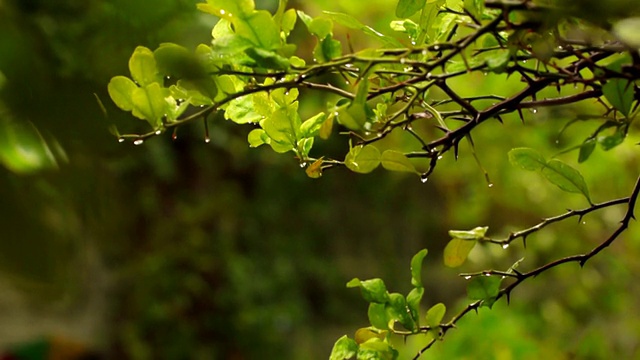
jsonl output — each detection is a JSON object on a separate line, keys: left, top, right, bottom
{"left": 522, "top": 60, "right": 527, "bottom": 63}
{"left": 488, "top": 183, "right": 494, "bottom": 188}
{"left": 411, "top": 41, "right": 416, "bottom": 46}
{"left": 433, "top": 45, "right": 440, "bottom": 51}
{"left": 426, "top": 72, "right": 432, "bottom": 79}
{"left": 118, "top": 138, "right": 125, "bottom": 143}
{"left": 582, "top": 221, "right": 586, "bottom": 225}
{"left": 502, "top": 243, "right": 509, "bottom": 249}
{"left": 300, "top": 162, "right": 307, "bottom": 168}
{"left": 530, "top": 108, "right": 538, "bottom": 114}
{"left": 219, "top": 9, "right": 226, "bottom": 15}
{"left": 345, "top": 63, "right": 353, "bottom": 68}
{"left": 155, "top": 130, "right": 162, "bottom": 135}
{"left": 555, "top": 139, "right": 559, "bottom": 144}
{"left": 437, "top": 155, "right": 443, "bottom": 160}
{"left": 484, "top": 272, "right": 492, "bottom": 277}
{"left": 133, "top": 139, "right": 144, "bottom": 145}
{"left": 205, "top": 137, "right": 211, "bottom": 143}
{"left": 483, "top": 72, "right": 488, "bottom": 76}
{"left": 400, "top": 58, "right": 406, "bottom": 64}
{"left": 464, "top": 275, "right": 472, "bottom": 280}
{"left": 420, "top": 174, "right": 429, "bottom": 183}
{"left": 421, "top": 49, "right": 428, "bottom": 56}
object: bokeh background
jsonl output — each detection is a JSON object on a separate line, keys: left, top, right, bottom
{"left": 1, "top": 0, "right": 639, "bottom": 359}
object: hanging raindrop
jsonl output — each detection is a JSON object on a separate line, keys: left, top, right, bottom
{"left": 420, "top": 174, "right": 429, "bottom": 183}
{"left": 118, "top": 138, "right": 125, "bottom": 143}
{"left": 133, "top": 139, "right": 144, "bottom": 145}
{"left": 464, "top": 275, "right": 472, "bottom": 280}
{"left": 502, "top": 243, "right": 509, "bottom": 249}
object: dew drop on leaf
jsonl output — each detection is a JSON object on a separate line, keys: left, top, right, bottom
{"left": 300, "top": 162, "right": 307, "bottom": 168}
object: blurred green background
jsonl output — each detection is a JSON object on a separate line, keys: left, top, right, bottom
{"left": 1, "top": 0, "right": 639, "bottom": 359}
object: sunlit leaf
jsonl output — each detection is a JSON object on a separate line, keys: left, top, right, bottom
{"left": 131, "top": 83, "right": 168, "bottom": 128}
{"left": 248, "top": 128, "right": 268, "bottom": 148}
{"left": 386, "top": 293, "right": 415, "bottom": 331}
{"left": 541, "top": 159, "right": 591, "bottom": 203}
{"left": 300, "top": 112, "right": 327, "bottom": 138}
{"left": 406, "top": 287, "right": 424, "bottom": 326}
{"left": 508, "top": 147, "right": 546, "bottom": 171}
{"left": 330, "top": 335, "right": 358, "bottom": 360}
{"left": 347, "top": 278, "right": 390, "bottom": 303}
{"left": 129, "top": 46, "right": 161, "bottom": 86}
{"left": 410, "top": 249, "right": 428, "bottom": 287}
{"left": 443, "top": 238, "right": 476, "bottom": 268}
{"left": 467, "top": 276, "right": 502, "bottom": 308}
{"left": 197, "top": 0, "right": 255, "bottom": 20}
{"left": 244, "top": 47, "right": 290, "bottom": 70}
{"left": 305, "top": 157, "right": 324, "bottom": 179}
{"left": 368, "top": 302, "right": 390, "bottom": 330}
{"left": 613, "top": 17, "right": 640, "bottom": 48}
{"left": 344, "top": 145, "right": 381, "bottom": 174}
{"left": 235, "top": 10, "right": 281, "bottom": 49}
{"left": 381, "top": 150, "right": 418, "bottom": 173}
{"left": 425, "top": 303, "right": 446, "bottom": 327}
{"left": 357, "top": 338, "right": 398, "bottom": 360}
{"left": 396, "top": 0, "right": 427, "bottom": 18}
{"left": 448, "top": 226, "right": 488, "bottom": 240}
{"left": 108, "top": 76, "right": 137, "bottom": 112}
{"left": 355, "top": 327, "right": 386, "bottom": 345}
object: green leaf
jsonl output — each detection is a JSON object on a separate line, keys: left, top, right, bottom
{"left": 410, "top": 249, "right": 428, "bottom": 287}
{"left": 305, "top": 158, "right": 324, "bottom": 179}
{"left": 508, "top": 147, "right": 546, "bottom": 171}
{"left": 330, "top": 335, "right": 358, "bottom": 360}
{"left": 225, "top": 93, "right": 271, "bottom": 124}
{"left": 345, "top": 145, "right": 381, "bottom": 174}
{"left": 418, "top": 0, "right": 445, "bottom": 44}
{"left": 347, "top": 278, "right": 390, "bottom": 303}
{"left": 308, "top": 17, "right": 334, "bottom": 38}
{"left": 602, "top": 78, "right": 634, "bottom": 118}
{"left": 248, "top": 128, "right": 269, "bottom": 148}
{"left": 197, "top": 0, "right": 255, "bottom": 20}
{"left": 300, "top": 112, "right": 327, "bottom": 138}
{"left": 613, "top": 17, "right": 640, "bottom": 48}
{"left": 467, "top": 276, "right": 502, "bottom": 308}
{"left": 381, "top": 150, "right": 418, "bottom": 173}
{"left": 235, "top": 11, "right": 281, "bottom": 49}
{"left": 314, "top": 35, "right": 342, "bottom": 62}
{"left": 386, "top": 293, "right": 415, "bottom": 331}
{"left": 425, "top": 303, "right": 446, "bottom": 327}
{"left": 108, "top": 76, "right": 138, "bottom": 112}
{"left": 282, "top": 9, "right": 297, "bottom": 35}
{"left": 578, "top": 138, "right": 597, "bottom": 163}
{"left": 324, "top": 11, "right": 403, "bottom": 47}
{"left": 541, "top": 159, "right": 591, "bottom": 202}
{"left": 448, "top": 226, "right": 488, "bottom": 240}
{"left": 355, "top": 327, "right": 387, "bottom": 345}
{"left": 368, "top": 302, "right": 390, "bottom": 330}
{"left": 396, "top": 0, "right": 427, "bottom": 18}
{"left": 131, "top": 83, "right": 168, "bottom": 128}
{"left": 174, "top": 79, "right": 217, "bottom": 106}
{"left": 598, "top": 127, "right": 626, "bottom": 151}
{"left": 262, "top": 108, "right": 298, "bottom": 153}
{"left": 244, "top": 47, "right": 290, "bottom": 70}
{"left": 406, "top": 287, "right": 424, "bottom": 326}
{"left": 486, "top": 49, "right": 511, "bottom": 73}
{"left": 464, "top": 0, "right": 484, "bottom": 19}
{"left": 153, "top": 43, "right": 205, "bottom": 79}
{"left": 357, "top": 338, "right": 398, "bottom": 360}
{"left": 129, "top": 46, "right": 161, "bottom": 86}
{"left": 443, "top": 238, "right": 476, "bottom": 268}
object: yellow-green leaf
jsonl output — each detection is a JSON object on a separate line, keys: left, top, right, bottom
{"left": 443, "top": 237, "right": 476, "bottom": 267}
{"left": 381, "top": 150, "right": 418, "bottom": 173}
{"left": 345, "top": 145, "right": 380, "bottom": 174}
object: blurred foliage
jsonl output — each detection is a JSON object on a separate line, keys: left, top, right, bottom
{"left": 1, "top": 0, "right": 640, "bottom": 359}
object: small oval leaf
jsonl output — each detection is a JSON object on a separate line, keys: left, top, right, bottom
{"left": 410, "top": 249, "right": 428, "bottom": 287}
{"left": 381, "top": 150, "right": 418, "bottom": 173}
{"left": 425, "top": 303, "right": 446, "bottom": 327}
{"left": 467, "top": 276, "right": 502, "bottom": 308}
{"left": 345, "top": 145, "right": 381, "bottom": 174}
{"left": 541, "top": 159, "right": 591, "bottom": 203}
{"left": 443, "top": 238, "right": 476, "bottom": 268}
{"left": 508, "top": 147, "right": 546, "bottom": 171}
